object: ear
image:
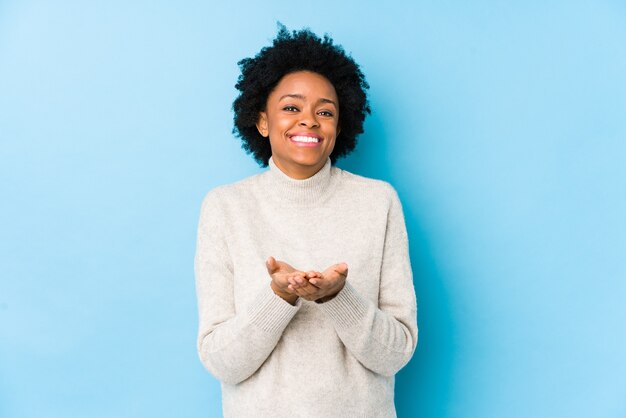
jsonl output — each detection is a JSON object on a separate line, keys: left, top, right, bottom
{"left": 256, "top": 112, "right": 269, "bottom": 137}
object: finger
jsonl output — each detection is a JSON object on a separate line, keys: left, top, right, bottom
{"left": 336, "top": 263, "right": 348, "bottom": 277}
{"left": 304, "top": 272, "right": 322, "bottom": 287}
{"left": 288, "top": 272, "right": 307, "bottom": 291}
{"left": 288, "top": 273, "right": 303, "bottom": 289}
{"left": 266, "top": 256, "right": 278, "bottom": 274}
{"left": 298, "top": 281, "right": 322, "bottom": 297}
{"left": 291, "top": 271, "right": 309, "bottom": 287}
{"left": 325, "top": 263, "right": 348, "bottom": 278}
{"left": 307, "top": 280, "right": 321, "bottom": 289}
{"left": 308, "top": 273, "right": 330, "bottom": 288}
{"left": 289, "top": 277, "right": 311, "bottom": 295}
{"left": 294, "top": 286, "right": 318, "bottom": 298}
{"left": 288, "top": 275, "right": 298, "bottom": 288}
{"left": 308, "top": 277, "right": 323, "bottom": 287}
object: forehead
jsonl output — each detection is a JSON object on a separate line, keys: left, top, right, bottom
{"left": 270, "top": 71, "right": 338, "bottom": 101}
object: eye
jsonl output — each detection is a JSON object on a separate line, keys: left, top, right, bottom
{"left": 283, "top": 105, "right": 299, "bottom": 112}
{"left": 318, "top": 110, "right": 334, "bottom": 117}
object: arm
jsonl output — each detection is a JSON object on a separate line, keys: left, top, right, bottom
{"left": 194, "top": 190, "right": 301, "bottom": 384}
{"left": 316, "top": 187, "right": 418, "bottom": 376}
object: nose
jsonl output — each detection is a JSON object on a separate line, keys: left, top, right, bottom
{"left": 298, "top": 108, "right": 319, "bottom": 128}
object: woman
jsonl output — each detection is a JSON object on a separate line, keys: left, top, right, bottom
{"left": 195, "top": 26, "right": 417, "bottom": 417}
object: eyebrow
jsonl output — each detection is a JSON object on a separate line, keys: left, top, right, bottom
{"left": 279, "top": 94, "right": 337, "bottom": 106}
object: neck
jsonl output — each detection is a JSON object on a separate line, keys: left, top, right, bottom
{"left": 271, "top": 158, "right": 327, "bottom": 180}
{"left": 264, "top": 156, "right": 338, "bottom": 206}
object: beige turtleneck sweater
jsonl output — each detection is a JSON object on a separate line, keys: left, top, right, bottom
{"left": 194, "top": 157, "right": 417, "bottom": 418}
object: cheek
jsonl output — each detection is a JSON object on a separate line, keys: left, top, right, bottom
{"left": 270, "top": 117, "right": 294, "bottom": 132}
{"left": 328, "top": 123, "right": 340, "bottom": 138}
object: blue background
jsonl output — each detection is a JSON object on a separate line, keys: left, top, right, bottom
{"left": 1, "top": 1, "right": 625, "bottom": 417}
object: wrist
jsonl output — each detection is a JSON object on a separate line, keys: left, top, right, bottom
{"left": 270, "top": 281, "right": 298, "bottom": 305}
{"left": 315, "top": 284, "right": 345, "bottom": 304}
{"left": 315, "top": 294, "right": 335, "bottom": 304}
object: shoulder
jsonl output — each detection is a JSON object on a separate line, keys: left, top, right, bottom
{"left": 333, "top": 167, "right": 401, "bottom": 206}
{"left": 199, "top": 171, "right": 265, "bottom": 213}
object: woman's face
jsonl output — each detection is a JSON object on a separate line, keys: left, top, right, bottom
{"left": 257, "top": 71, "right": 340, "bottom": 179}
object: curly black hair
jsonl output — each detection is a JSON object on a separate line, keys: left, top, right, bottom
{"left": 232, "top": 25, "right": 370, "bottom": 166}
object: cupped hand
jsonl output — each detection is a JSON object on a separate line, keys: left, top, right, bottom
{"left": 266, "top": 256, "right": 300, "bottom": 305}
{"left": 288, "top": 263, "right": 348, "bottom": 302}
{"left": 286, "top": 270, "right": 321, "bottom": 300}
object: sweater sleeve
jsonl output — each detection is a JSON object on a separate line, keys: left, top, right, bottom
{"left": 316, "top": 186, "right": 418, "bottom": 376}
{"left": 194, "top": 190, "right": 301, "bottom": 385}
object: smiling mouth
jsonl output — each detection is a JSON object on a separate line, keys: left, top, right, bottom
{"left": 290, "top": 135, "right": 321, "bottom": 143}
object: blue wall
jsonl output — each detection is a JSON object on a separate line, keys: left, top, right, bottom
{"left": 1, "top": 1, "right": 625, "bottom": 417}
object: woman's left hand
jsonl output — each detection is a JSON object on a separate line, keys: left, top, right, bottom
{"left": 287, "top": 263, "right": 348, "bottom": 302}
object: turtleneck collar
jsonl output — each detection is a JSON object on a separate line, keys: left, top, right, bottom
{"left": 264, "top": 157, "right": 338, "bottom": 206}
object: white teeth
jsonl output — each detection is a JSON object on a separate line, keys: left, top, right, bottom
{"left": 291, "top": 135, "right": 320, "bottom": 143}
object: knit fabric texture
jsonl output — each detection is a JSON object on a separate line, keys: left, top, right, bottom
{"left": 194, "top": 157, "right": 418, "bottom": 418}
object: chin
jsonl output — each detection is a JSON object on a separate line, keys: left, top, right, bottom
{"left": 293, "top": 158, "right": 325, "bottom": 167}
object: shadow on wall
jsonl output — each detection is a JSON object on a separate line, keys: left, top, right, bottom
{"left": 339, "top": 114, "right": 457, "bottom": 417}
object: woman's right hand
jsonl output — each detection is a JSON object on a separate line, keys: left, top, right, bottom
{"left": 266, "top": 256, "right": 301, "bottom": 305}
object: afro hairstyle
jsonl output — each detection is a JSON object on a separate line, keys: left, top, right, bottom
{"left": 232, "top": 25, "right": 370, "bottom": 167}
